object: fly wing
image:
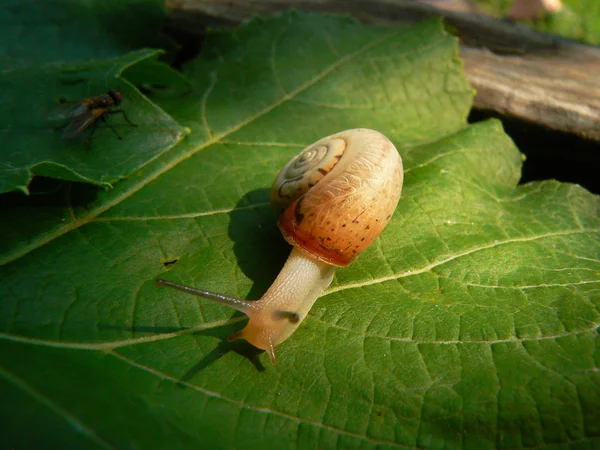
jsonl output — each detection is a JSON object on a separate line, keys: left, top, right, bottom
{"left": 47, "top": 101, "right": 90, "bottom": 121}
{"left": 61, "top": 108, "right": 105, "bottom": 139}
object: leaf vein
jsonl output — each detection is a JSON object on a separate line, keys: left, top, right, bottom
{"left": 110, "top": 351, "right": 418, "bottom": 448}
{"left": 0, "top": 317, "right": 245, "bottom": 351}
{"left": 93, "top": 202, "right": 271, "bottom": 222}
{"left": 201, "top": 72, "right": 217, "bottom": 140}
{"left": 308, "top": 316, "right": 599, "bottom": 345}
{"left": 325, "top": 228, "right": 600, "bottom": 295}
{"left": 0, "top": 365, "right": 116, "bottom": 449}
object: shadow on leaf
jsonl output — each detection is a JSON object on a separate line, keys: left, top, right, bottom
{"left": 0, "top": 177, "right": 100, "bottom": 207}
{"left": 228, "top": 188, "right": 289, "bottom": 299}
{"left": 143, "top": 188, "right": 290, "bottom": 372}
{"left": 167, "top": 322, "right": 267, "bottom": 375}
{"left": 99, "top": 320, "right": 267, "bottom": 374}
{"left": 178, "top": 340, "right": 267, "bottom": 383}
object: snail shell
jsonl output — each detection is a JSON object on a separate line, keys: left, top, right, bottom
{"left": 270, "top": 128, "right": 403, "bottom": 266}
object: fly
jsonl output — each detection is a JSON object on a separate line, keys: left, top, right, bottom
{"left": 48, "top": 89, "right": 136, "bottom": 150}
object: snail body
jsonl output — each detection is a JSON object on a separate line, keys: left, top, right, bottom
{"left": 156, "top": 128, "right": 403, "bottom": 363}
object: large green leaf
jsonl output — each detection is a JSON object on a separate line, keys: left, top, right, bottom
{"left": 1, "top": 12, "right": 599, "bottom": 449}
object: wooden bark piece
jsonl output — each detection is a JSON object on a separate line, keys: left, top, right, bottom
{"left": 463, "top": 45, "right": 600, "bottom": 141}
{"left": 168, "top": 0, "right": 600, "bottom": 141}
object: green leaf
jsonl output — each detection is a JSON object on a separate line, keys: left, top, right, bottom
{"left": 0, "top": 0, "right": 187, "bottom": 194}
{"left": 122, "top": 56, "right": 193, "bottom": 97}
{"left": 1, "top": 11, "right": 599, "bottom": 449}
{"left": 0, "top": 49, "right": 188, "bottom": 194}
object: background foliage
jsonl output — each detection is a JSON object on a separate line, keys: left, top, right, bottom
{"left": 473, "top": 0, "right": 600, "bottom": 45}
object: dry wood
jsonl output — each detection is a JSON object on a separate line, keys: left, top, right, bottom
{"left": 167, "top": 0, "right": 600, "bottom": 141}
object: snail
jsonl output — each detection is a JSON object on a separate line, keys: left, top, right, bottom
{"left": 156, "top": 128, "right": 403, "bottom": 363}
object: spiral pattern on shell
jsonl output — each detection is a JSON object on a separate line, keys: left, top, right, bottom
{"left": 270, "top": 128, "right": 403, "bottom": 267}
{"left": 270, "top": 137, "right": 347, "bottom": 213}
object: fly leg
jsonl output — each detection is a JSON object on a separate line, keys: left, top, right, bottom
{"left": 100, "top": 115, "right": 123, "bottom": 141}
{"left": 108, "top": 109, "right": 137, "bottom": 128}
{"left": 85, "top": 120, "right": 101, "bottom": 151}
{"left": 85, "top": 116, "right": 121, "bottom": 151}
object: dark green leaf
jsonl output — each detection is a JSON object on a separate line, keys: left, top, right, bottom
{"left": 0, "top": 0, "right": 176, "bottom": 67}
{"left": 0, "top": 49, "right": 188, "bottom": 194}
